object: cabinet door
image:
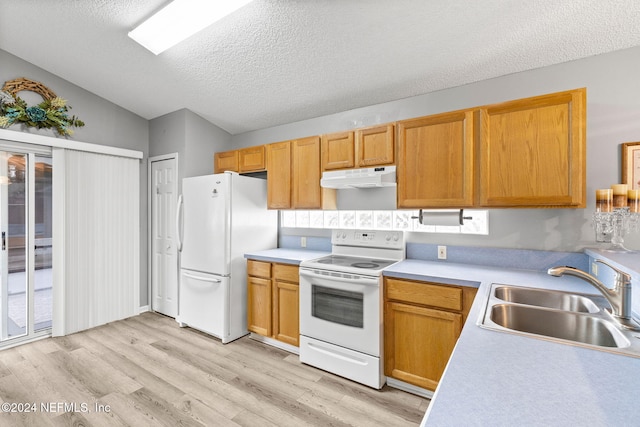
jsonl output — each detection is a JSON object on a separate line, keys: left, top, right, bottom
{"left": 356, "top": 124, "right": 395, "bottom": 167}
{"left": 384, "top": 301, "right": 462, "bottom": 391}
{"left": 239, "top": 145, "right": 266, "bottom": 173}
{"left": 292, "top": 136, "right": 323, "bottom": 209}
{"left": 272, "top": 280, "right": 299, "bottom": 346}
{"left": 214, "top": 150, "right": 239, "bottom": 173}
{"left": 479, "top": 88, "right": 586, "bottom": 207}
{"left": 321, "top": 131, "right": 355, "bottom": 171}
{"left": 397, "top": 110, "right": 475, "bottom": 208}
{"left": 266, "top": 141, "right": 292, "bottom": 209}
{"left": 247, "top": 276, "right": 272, "bottom": 336}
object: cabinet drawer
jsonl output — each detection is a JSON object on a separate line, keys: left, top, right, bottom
{"left": 247, "top": 260, "right": 271, "bottom": 278}
{"left": 385, "top": 278, "right": 462, "bottom": 311}
{"left": 273, "top": 263, "right": 299, "bottom": 283}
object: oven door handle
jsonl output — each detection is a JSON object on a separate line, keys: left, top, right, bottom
{"left": 299, "top": 268, "right": 379, "bottom": 286}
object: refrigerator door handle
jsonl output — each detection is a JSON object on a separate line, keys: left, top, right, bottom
{"left": 176, "top": 194, "right": 184, "bottom": 252}
{"left": 183, "top": 271, "right": 222, "bottom": 283}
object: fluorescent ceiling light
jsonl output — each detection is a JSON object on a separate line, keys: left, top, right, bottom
{"left": 128, "top": 0, "right": 253, "bottom": 55}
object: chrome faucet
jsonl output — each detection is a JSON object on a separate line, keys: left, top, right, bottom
{"left": 548, "top": 260, "right": 638, "bottom": 330}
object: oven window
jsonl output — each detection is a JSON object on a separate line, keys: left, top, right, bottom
{"left": 311, "top": 285, "right": 364, "bottom": 328}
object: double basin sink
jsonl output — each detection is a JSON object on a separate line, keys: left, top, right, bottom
{"left": 479, "top": 284, "right": 640, "bottom": 357}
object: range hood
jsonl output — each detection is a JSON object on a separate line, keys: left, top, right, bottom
{"left": 321, "top": 166, "right": 396, "bottom": 189}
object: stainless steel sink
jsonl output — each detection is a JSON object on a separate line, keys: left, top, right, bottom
{"left": 493, "top": 285, "right": 600, "bottom": 313}
{"left": 479, "top": 284, "right": 640, "bottom": 357}
{"left": 489, "top": 303, "right": 628, "bottom": 348}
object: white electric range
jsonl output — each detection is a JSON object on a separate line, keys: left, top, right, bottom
{"left": 299, "top": 229, "right": 405, "bottom": 389}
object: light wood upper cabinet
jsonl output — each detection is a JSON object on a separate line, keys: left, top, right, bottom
{"left": 239, "top": 146, "right": 266, "bottom": 173}
{"left": 321, "top": 131, "right": 355, "bottom": 170}
{"left": 214, "top": 146, "right": 266, "bottom": 173}
{"left": 321, "top": 124, "right": 395, "bottom": 171}
{"left": 267, "top": 137, "right": 335, "bottom": 209}
{"left": 229, "top": 88, "right": 586, "bottom": 209}
{"left": 292, "top": 136, "right": 335, "bottom": 209}
{"left": 397, "top": 110, "right": 476, "bottom": 208}
{"left": 479, "top": 88, "right": 586, "bottom": 207}
{"left": 356, "top": 124, "right": 395, "bottom": 167}
{"left": 266, "top": 141, "right": 292, "bottom": 209}
{"left": 214, "top": 150, "right": 239, "bottom": 173}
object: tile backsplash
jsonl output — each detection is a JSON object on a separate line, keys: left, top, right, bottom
{"left": 280, "top": 210, "right": 489, "bottom": 235}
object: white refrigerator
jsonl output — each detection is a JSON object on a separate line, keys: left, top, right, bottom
{"left": 176, "top": 172, "right": 277, "bottom": 343}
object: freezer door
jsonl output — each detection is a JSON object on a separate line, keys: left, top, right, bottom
{"left": 177, "top": 269, "right": 228, "bottom": 340}
{"left": 180, "top": 174, "right": 229, "bottom": 274}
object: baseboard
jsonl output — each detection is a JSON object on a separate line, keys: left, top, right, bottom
{"left": 0, "top": 333, "right": 50, "bottom": 351}
{"left": 138, "top": 305, "right": 150, "bottom": 314}
{"left": 249, "top": 333, "right": 299, "bottom": 355}
{"left": 386, "top": 377, "right": 434, "bottom": 399}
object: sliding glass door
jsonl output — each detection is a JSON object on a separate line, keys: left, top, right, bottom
{"left": 0, "top": 147, "right": 52, "bottom": 346}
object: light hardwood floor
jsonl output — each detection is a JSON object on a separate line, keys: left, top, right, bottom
{"left": 0, "top": 312, "right": 429, "bottom": 426}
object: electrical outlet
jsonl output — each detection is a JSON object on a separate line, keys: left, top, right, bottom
{"left": 438, "top": 245, "right": 447, "bottom": 260}
{"left": 301, "top": 237, "right": 307, "bottom": 248}
{"left": 592, "top": 262, "right": 598, "bottom": 276}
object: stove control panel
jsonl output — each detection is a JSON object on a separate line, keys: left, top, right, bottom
{"left": 332, "top": 229, "right": 404, "bottom": 249}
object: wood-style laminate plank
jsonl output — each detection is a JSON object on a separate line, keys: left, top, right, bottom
{"left": 0, "top": 373, "right": 56, "bottom": 427}
{"left": 0, "top": 312, "right": 429, "bottom": 426}
{"left": 175, "top": 394, "right": 242, "bottom": 427}
{"left": 62, "top": 332, "right": 186, "bottom": 406}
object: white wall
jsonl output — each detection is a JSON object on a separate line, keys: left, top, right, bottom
{"left": 184, "top": 110, "right": 232, "bottom": 177}
{"left": 149, "top": 108, "right": 232, "bottom": 180}
{"left": 231, "top": 45, "right": 640, "bottom": 252}
{"left": 0, "top": 49, "right": 152, "bottom": 304}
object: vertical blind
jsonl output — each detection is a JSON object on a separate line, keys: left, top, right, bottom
{"left": 52, "top": 149, "right": 140, "bottom": 336}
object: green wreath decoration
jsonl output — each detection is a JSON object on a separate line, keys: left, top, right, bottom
{"left": 0, "top": 78, "right": 85, "bottom": 136}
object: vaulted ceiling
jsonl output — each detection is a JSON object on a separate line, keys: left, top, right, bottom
{"left": 2, "top": 1, "right": 640, "bottom": 135}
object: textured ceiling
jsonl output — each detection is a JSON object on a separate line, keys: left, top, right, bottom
{"left": 1, "top": 1, "right": 640, "bottom": 135}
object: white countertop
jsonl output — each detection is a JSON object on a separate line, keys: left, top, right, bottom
{"left": 244, "top": 248, "right": 640, "bottom": 425}
{"left": 384, "top": 257, "right": 640, "bottom": 427}
{"left": 584, "top": 247, "right": 640, "bottom": 276}
{"left": 244, "top": 248, "right": 329, "bottom": 265}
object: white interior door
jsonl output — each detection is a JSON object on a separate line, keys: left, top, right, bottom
{"left": 151, "top": 156, "right": 178, "bottom": 317}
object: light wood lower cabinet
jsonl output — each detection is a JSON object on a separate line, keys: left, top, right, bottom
{"left": 247, "top": 260, "right": 299, "bottom": 347}
{"left": 384, "top": 277, "right": 477, "bottom": 391}
{"left": 272, "top": 264, "right": 300, "bottom": 346}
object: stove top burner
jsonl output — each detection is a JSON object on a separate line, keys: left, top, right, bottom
{"left": 351, "top": 262, "right": 381, "bottom": 269}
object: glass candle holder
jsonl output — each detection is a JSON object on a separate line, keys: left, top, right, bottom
{"left": 612, "top": 184, "right": 628, "bottom": 208}
{"left": 596, "top": 189, "right": 613, "bottom": 212}
{"left": 628, "top": 189, "right": 640, "bottom": 213}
